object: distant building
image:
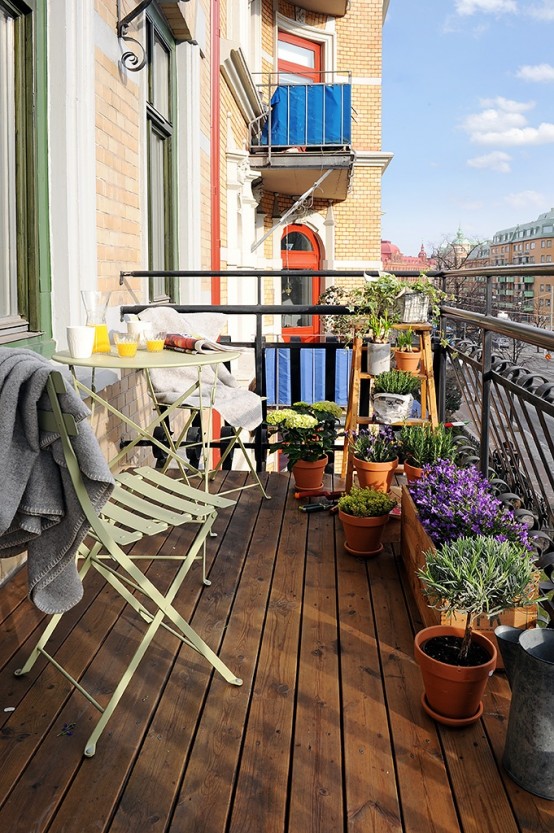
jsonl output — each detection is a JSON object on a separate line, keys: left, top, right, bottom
{"left": 381, "top": 240, "right": 436, "bottom": 272}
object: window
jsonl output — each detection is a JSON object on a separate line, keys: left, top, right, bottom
{"left": 278, "top": 30, "right": 321, "bottom": 84}
{"left": 0, "top": 1, "right": 42, "bottom": 341}
{"left": 146, "top": 16, "right": 176, "bottom": 302}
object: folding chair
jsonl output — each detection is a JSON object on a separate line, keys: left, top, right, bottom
{"left": 15, "top": 371, "right": 241, "bottom": 757}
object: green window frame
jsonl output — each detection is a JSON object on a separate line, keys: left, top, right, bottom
{"left": 146, "top": 12, "right": 177, "bottom": 303}
{"left": 0, "top": 0, "right": 50, "bottom": 349}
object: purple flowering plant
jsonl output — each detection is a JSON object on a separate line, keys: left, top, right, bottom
{"left": 347, "top": 425, "right": 399, "bottom": 463}
{"left": 408, "top": 460, "right": 530, "bottom": 548}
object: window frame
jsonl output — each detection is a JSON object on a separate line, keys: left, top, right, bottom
{"left": 0, "top": 0, "right": 47, "bottom": 346}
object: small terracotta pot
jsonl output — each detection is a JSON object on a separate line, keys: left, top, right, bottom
{"left": 403, "top": 460, "right": 423, "bottom": 483}
{"left": 414, "top": 625, "right": 497, "bottom": 725}
{"left": 394, "top": 348, "right": 422, "bottom": 375}
{"left": 338, "top": 510, "right": 390, "bottom": 557}
{"left": 353, "top": 456, "right": 398, "bottom": 493}
{"left": 291, "top": 456, "right": 328, "bottom": 491}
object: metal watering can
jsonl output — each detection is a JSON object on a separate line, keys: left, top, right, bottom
{"left": 495, "top": 625, "right": 554, "bottom": 800}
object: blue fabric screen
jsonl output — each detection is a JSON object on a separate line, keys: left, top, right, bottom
{"left": 261, "top": 84, "right": 351, "bottom": 147}
{"left": 264, "top": 347, "right": 351, "bottom": 406}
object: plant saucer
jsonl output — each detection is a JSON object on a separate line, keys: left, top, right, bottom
{"left": 344, "top": 542, "right": 384, "bottom": 558}
{"left": 421, "top": 693, "right": 483, "bottom": 727}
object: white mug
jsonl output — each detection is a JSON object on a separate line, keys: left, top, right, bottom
{"left": 66, "top": 325, "right": 95, "bottom": 359}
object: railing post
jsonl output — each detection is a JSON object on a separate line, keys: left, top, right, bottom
{"left": 480, "top": 275, "right": 493, "bottom": 475}
{"left": 254, "top": 272, "right": 265, "bottom": 471}
{"left": 437, "top": 274, "right": 447, "bottom": 422}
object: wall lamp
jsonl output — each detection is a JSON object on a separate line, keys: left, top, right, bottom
{"left": 117, "top": 0, "right": 189, "bottom": 72}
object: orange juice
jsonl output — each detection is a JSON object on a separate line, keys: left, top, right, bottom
{"left": 91, "top": 324, "right": 110, "bottom": 353}
{"left": 116, "top": 341, "right": 138, "bottom": 358}
{"left": 146, "top": 337, "right": 165, "bottom": 352}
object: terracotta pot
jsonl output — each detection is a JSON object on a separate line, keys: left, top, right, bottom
{"left": 393, "top": 348, "right": 422, "bottom": 375}
{"left": 414, "top": 625, "right": 497, "bottom": 726}
{"left": 353, "top": 456, "right": 398, "bottom": 493}
{"left": 291, "top": 456, "right": 328, "bottom": 491}
{"left": 403, "top": 460, "right": 423, "bottom": 483}
{"left": 338, "top": 509, "right": 390, "bottom": 557}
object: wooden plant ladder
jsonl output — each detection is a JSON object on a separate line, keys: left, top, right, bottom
{"left": 341, "top": 325, "right": 438, "bottom": 491}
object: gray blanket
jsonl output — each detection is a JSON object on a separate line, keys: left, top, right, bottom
{"left": 0, "top": 348, "right": 114, "bottom": 614}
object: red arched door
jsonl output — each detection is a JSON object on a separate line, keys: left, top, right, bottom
{"left": 280, "top": 225, "right": 321, "bottom": 341}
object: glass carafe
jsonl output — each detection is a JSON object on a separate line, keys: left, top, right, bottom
{"left": 81, "top": 290, "right": 111, "bottom": 353}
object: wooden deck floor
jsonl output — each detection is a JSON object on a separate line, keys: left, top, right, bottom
{"left": 0, "top": 470, "right": 552, "bottom": 833}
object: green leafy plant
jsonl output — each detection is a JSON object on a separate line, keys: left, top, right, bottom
{"left": 338, "top": 486, "right": 397, "bottom": 517}
{"left": 395, "top": 328, "right": 417, "bottom": 353}
{"left": 265, "top": 400, "right": 341, "bottom": 470}
{"left": 318, "top": 273, "right": 402, "bottom": 344}
{"left": 399, "top": 423, "right": 457, "bottom": 467}
{"left": 418, "top": 535, "right": 538, "bottom": 663}
{"left": 347, "top": 425, "right": 399, "bottom": 463}
{"left": 373, "top": 369, "right": 420, "bottom": 396}
{"left": 397, "top": 273, "right": 447, "bottom": 323}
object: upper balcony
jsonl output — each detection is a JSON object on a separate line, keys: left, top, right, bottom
{"left": 293, "top": 0, "right": 349, "bottom": 15}
{"left": 249, "top": 73, "right": 354, "bottom": 201}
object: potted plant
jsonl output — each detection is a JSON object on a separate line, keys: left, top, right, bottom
{"left": 347, "top": 425, "right": 400, "bottom": 493}
{"left": 396, "top": 274, "right": 446, "bottom": 324}
{"left": 372, "top": 369, "right": 420, "bottom": 423}
{"left": 349, "top": 274, "right": 401, "bottom": 374}
{"left": 415, "top": 534, "right": 538, "bottom": 726}
{"left": 265, "top": 400, "right": 342, "bottom": 490}
{"left": 393, "top": 327, "right": 422, "bottom": 374}
{"left": 399, "top": 423, "right": 458, "bottom": 482}
{"left": 337, "top": 486, "right": 397, "bottom": 556}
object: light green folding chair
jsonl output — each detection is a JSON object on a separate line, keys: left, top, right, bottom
{"left": 15, "top": 371, "right": 242, "bottom": 757}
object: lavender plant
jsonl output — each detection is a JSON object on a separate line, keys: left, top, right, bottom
{"left": 347, "top": 425, "right": 399, "bottom": 463}
{"left": 408, "top": 460, "right": 530, "bottom": 548}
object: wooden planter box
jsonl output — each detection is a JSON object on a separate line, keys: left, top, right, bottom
{"left": 400, "top": 486, "right": 537, "bottom": 669}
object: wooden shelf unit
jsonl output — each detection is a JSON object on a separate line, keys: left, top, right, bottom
{"left": 341, "top": 324, "right": 438, "bottom": 490}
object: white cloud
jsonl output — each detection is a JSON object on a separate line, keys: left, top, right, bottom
{"left": 504, "top": 190, "right": 545, "bottom": 209}
{"left": 455, "top": 0, "right": 517, "bottom": 14}
{"left": 461, "top": 97, "right": 554, "bottom": 145}
{"left": 528, "top": 2, "right": 554, "bottom": 21}
{"left": 467, "top": 151, "right": 512, "bottom": 172}
{"left": 517, "top": 63, "right": 554, "bottom": 82}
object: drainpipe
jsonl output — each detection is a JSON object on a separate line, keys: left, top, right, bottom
{"left": 210, "top": 0, "right": 221, "bottom": 303}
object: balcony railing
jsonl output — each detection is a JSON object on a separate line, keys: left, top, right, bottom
{"left": 249, "top": 72, "right": 352, "bottom": 154}
{"left": 121, "top": 266, "right": 554, "bottom": 542}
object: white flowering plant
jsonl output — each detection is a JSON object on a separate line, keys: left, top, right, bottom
{"left": 265, "top": 400, "right": 342, "bottom": 469}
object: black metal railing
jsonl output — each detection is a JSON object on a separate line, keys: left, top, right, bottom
{"left": 120, "top": 266, "right": 554, "bottom": 535}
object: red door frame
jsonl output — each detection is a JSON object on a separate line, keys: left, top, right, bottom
{"left": 280, "top": 224, "right": 321, "bottom": 342}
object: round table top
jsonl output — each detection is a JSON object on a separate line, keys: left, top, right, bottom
{"left": 52, "top": 348, "right": 242, "bottom": 371}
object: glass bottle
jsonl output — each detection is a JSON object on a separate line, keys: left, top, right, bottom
{"left": 81, "top": 290, "right": 111, "bottom": 353}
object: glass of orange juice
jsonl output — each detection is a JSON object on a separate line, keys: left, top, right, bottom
{"left": 114, "top": 332, "right": 140, "bottom": 358}
{"left": 146, "top": 331, "right": 166, "bottom": 352}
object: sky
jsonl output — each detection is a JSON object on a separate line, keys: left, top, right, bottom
{"left": 381, "top": 0, "right": 554, "bottom": 257}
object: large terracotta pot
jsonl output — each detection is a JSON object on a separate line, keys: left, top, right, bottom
{"left": 414, "top": 625, "right": 497, "bottom": 726}
{"left": 338, "top": 510, "right": 390, "bottom": 557}
{"left": 403, "top": 460, "right": 423, "bottom": 483}
{"left": 393, "top": 348, "right": 422, "bottom": 375}
{"left": 291, "top": 456, "right": 328, "bottom": 491}
{"left": 353, "top": 456, "right": 398, "bottom": 493}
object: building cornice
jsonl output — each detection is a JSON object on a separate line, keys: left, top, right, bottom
{"left": 354, "top": 151, "right": 394, "bottom": 171}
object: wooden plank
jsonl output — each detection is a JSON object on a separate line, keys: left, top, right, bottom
{"left": 287, "top": 504, "right": 344, "bottom": 832}
{"left": 167, "top": 473, "right": 290, "bottom": 833}
{"left": 336, "top": 536, "right": 403, "bottom": 832}
{"left": 227, "top": 477, "right": 310, "bottom": 833}
{"left": 367, "top": 550, "right": 462, "bottom": 833}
